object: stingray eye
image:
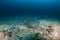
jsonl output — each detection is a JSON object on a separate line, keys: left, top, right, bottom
{"left": 48, "top": 26, "right": 52, "bottom": 27}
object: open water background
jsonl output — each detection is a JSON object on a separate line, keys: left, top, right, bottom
{"left": 0, "top": 0, "right": 60, "bottom": 21}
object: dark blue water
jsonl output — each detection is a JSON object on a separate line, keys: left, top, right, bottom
{"left": 0, "top": 0, "right": 60, "bottom": 20}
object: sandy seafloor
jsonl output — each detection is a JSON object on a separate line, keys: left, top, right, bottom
{"left": 0, "top": 16, "right": 60, "bottom": 40}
